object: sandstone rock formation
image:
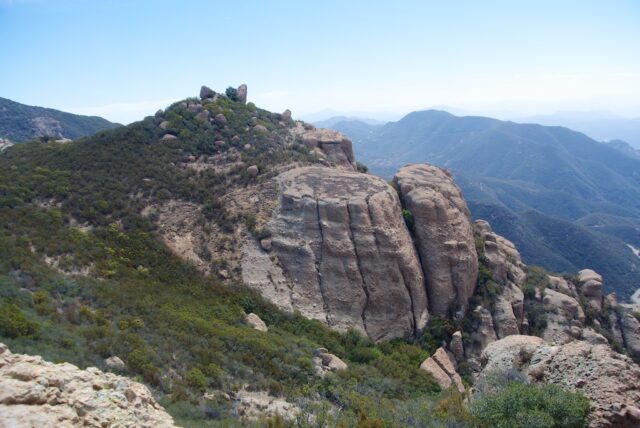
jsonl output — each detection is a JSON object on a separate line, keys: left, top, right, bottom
{"left": 479, "top": 335, "right": 640, "bottom": 427}
{"left": 243, "top": 166, "right": 429, "bottom": 341}
{"left": 0, "top": 343, "right": 175, "bottom": 428}
{"left": 394, "top": 164, "right": 478, "bottom": 317}
{"left": 474, "top": 220, "right": 526, "bottom": 338}
{"left": 420, "top": 347, "right": 465, "bottom": 393}
{"left": 293, "top": 126, "right": 356, "bottom": 170}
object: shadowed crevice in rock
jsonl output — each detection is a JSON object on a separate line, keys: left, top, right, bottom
{"left": 313, "top": 194, "right": 331, "bottom": 322}
{"left": 347, "top": 201, "right": 371, "bottom": 336}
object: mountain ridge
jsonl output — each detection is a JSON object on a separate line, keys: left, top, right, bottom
{"left": 0, "top": 96, "right": 121, "bottom": 143}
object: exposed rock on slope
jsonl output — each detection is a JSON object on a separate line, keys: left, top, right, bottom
{"left": 292, "top": 125, "right": 356, "bottom": 170}
{"left": 474, "top": 220, "right": 526, "bottom": 340}
{"left": 394, "top": 164, "right": 478, "bottom": 317}
{"left": 0, "top": 343, "right": 175, "bottom": 428}
{"left": 244, "top": 166, "right": 429, "bottom": 341}
{"left": 479, "top": 335, "right": 640, "bottom": 427}
{"left": 420, "top": 347, "right": 465, "bottom": 393}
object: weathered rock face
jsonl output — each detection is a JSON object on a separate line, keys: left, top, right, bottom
{"left": 420, "top": 347, "right": 465, "bottom": 393}
{"left": 293, "top": 126, "right": 356, "bottom": 170}
{"left": 479, "top": 335, "right": 640, "bottom": 428}
{"left": 394, "top": 164, "right": 478, "bottom": 317}
{"left": 243, "top": 166, "right": 429, "bottom": 341}
{"left": 542, "top": 287, "right": 586, "bottom": 343}
{"left": 0, "top": 343, "right": 175, "bottom": 428}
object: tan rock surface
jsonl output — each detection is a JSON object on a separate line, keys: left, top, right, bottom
{"left": 256, "top": 166, "right": 428, "bottom": 341}
{"left": 394, "top": 164, "right": 478, "bottom": 316}
{"left": 0, "top": 343, "right": 175, "bottom": 428}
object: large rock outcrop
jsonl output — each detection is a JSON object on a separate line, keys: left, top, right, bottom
{"left": 394, "top": 164, "right": 478, "bottom": 317}
{"left": 243, "top": 166, "right": 429, "bottom": 341}
{"left": 479, "top": 335, "right": 640, "bottom": 427}
{"left": 474, "top": 220, "right": 526, "bottom": 339}
{"left": 0, "top": 343, "right": 175, "bottom": 428}
{"left": 293, "top": 126, "right": 356, "bottom": 170}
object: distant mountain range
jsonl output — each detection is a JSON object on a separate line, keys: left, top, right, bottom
{"left": 513, "top": 111, "right": 640, "bottom": 149}
{"left": 327, "top": 111, "right": 640, "bottom": 299}
{"left": 0, "top": 97, "right": 120, "bottom": 143}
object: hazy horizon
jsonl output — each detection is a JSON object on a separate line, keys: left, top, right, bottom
{"left": 1, "top": 0, "right": 639, "bottom": 124}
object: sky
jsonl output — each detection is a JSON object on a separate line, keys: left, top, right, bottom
{"left": 1, "top": 0, "right": 640, "bottom": 124}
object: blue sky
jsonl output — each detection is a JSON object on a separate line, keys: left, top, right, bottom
{"left": 1, "top": 0, "right": 639, "bottom": 123}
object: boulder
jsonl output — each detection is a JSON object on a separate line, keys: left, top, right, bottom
{"left": 394, "top": 164, "right": 478, "bottom": 316}
{"left": 195, "top": 110, "right": 210, "bottom": 122}
{"left": 236, "top": 84, "right": 248, "bottom": 104}
{"left": 245, "top": 313, "right": 268, "bottom": 332}
{"left": 281, "top": 109, "right": 292, "bottom": 121}
{"left": 0, "top": 343, "right": 175, "bottom": 427}
{"left": 160, "top": 134, "right": 178, "bottom": 142}
{"left": 577, "top": 269, "right": 603, "bottom": 310}
{"left": 293, "top": 128, "right": 356, "bottom": 170}
{"left": 159, "top": 120, "right": 170, "bottom": 130}
{"left": 253, "top": 124, "right": 268, "bottom": 133}
{"left": 420, "top": 347, "right": 464, "bottom": 393}
{"left": 214, "top": 113, "right": 227, "bottom": 126}
{"left": 319, "top": 352, "right": 347, "bottom": 371}
{"left": 200, "top": 85, "right": 216, "bottom": 100}
{"left": 259, "top": 238, "right": 272, "bottom": 251}
{"left": 104, "top": 356, "right": 126, "bottom": 372}
{"left": 247, "top": 165, "right": 259, "bottom": 176}
{"left": 214, "top": 140, "right": 225, "bottom": 148}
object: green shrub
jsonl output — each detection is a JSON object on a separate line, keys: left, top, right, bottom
{"left": 186, "top": 367, "right": 207, "bottom": 390}
{"left": 402, "top": 209, "right": 414, "bottom": 232}
{"left": 0, "top": 303, "right": 39, "bottom": 338}
{"left": 225, "top": 87, "right": 238, "bottom": 101}
{"left": 356, "top": 162, "right": 368, "bottom": 173}
{"left": 472, "top": 381, "right": 590, "bottom": 428}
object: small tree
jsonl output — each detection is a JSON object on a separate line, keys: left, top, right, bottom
{"left": 225, "top": 87, "right": 238, "bottom": 101}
